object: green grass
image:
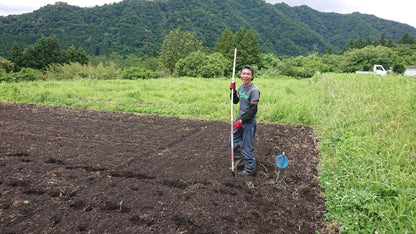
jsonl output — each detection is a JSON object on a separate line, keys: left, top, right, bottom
{"left": 1, "top": 73, "right": 416, "bottom": 233}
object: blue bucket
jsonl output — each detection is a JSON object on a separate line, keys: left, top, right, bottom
{"left": 275, "top": 152, "right": 289, "bottom": 182}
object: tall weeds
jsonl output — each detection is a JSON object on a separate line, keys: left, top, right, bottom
{"left": 44, "top": 62, "right": 122, "bottom": 80}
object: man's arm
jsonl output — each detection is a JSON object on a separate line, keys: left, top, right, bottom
{"left": 230, "top": 90, "right": 239, "bottom": 104}
{"left": 241, "top": 100, "right": 258, "bottom": 123}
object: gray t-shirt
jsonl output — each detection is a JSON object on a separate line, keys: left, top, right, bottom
{"left": 236, "top": 83, "right": 260, "bottom": 121}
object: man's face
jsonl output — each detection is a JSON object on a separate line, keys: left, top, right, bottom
{"left": 241, "top": 69, "right": 253, "bottom": 86}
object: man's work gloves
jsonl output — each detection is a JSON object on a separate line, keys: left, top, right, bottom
{"left": 229, "top": 82, "right": 235, "bottom": 91}
{"left": 233, "top": 119, "right": 243, "bottom": 130}
{"left": 229, "top": 82, "right": 239, "bottom": 104}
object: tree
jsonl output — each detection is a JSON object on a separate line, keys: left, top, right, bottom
{"left": 17, "top": 36, "right": 65, "bottom": 70}
{"left": 340, "top": 39, "right": 355, "bottom": 54}
{"left": 379, "top": 33, "right": 386, "bottom": 46}
{"left": 365, "top": 37, "right": 373, "bottom": 47}
{"left": 399, "top": 32, "right": 416, "bottom": 44}
{"left": 9, "top": 36, "right": 89, "bottom": 71}
{"left": 160, "top": 28, "right": 204, "bottom": 73}
{"left": 8, "top": 42, "right": 23, "bottom": 72}
{"left": 65, "top": 46, "right": 89, "bottom": 65}
{"left": 76, "top": 48, "right": 89, "bottom": 65}
{"left": 214, "top": 27, "right": 261, "bottom": 75}
{"left": 355, "top": 35, "right": 366, "bottom": 49}
{"left": 233, "top": 27, "right": 261, "bottom": 70}
{"left": 215, "top": 28, "right": 233, "bottom": 58}
{"left": 21, "top": 46, "right": 38, "bottom": 69}
{"left": 66, "top": 45, "right": 78, "bottom": 63}
{"left": 386, "top": 39, "right": 396, "bottom": 48}
{"left": 325, "top": 46, "right": 334, "bottom": 55}
{"left": 35, "top": 36, "right": 64, "bottom": 70}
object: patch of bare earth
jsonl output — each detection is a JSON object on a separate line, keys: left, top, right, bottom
{"left": 0, "top": 103, "right": 326, "bottom": 233}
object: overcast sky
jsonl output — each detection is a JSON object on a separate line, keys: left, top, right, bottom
{"left": 1, "top": 0, "right": 415, "bottom": 28}
{"left": 267, "top": 0, "right": 415, "bottom": 28}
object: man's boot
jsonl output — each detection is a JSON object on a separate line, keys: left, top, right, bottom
{"left": 229, "top": 154, "right": 244, "bottom": 171}
{"left": 238, "top": 163, "right": 256, "bottom": 176}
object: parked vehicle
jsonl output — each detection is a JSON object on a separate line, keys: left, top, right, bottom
{"left": 356, "top": 65, "right": 387, "bottom": 76}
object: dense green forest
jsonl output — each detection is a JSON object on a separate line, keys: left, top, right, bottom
{"left": 1, "top": 0, "right": 415, "bottom": 58}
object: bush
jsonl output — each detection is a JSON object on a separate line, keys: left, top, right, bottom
{"left": 340, "top": 46, "right": 396, "bottom": 73}
{"left": 279, "top": 54, "right": 331, "bottom": 78}
{"left": 0, "top": 68, "right": 38, "bottom": 82}
{"left": 0, "top": 56, "right": 14, "bottom": 73}
{"left": 44, "top": 62, "right": 122, "bottom": 80}
{"left": 11, "top": 68, "right": 38, "bottom": 82}
{"left": 202, "top": 52, "right": 228, "bottom": 78}
{"left": 175, "top": 51, "right": 207, "bottom": 77}
{"left": 15, "top": 68, "right": 38, "bottom": 82}
{"left": 122, "top": 67, "right": 161, "bottom": 80}
{"left": 393, "top": 62, "right": 406, "bottom": 74}
{"left": 0, "top": 70, "right": 6, "bottom": 82}
{"left": 175, "top": 51, "right": 228, "bottom": 78}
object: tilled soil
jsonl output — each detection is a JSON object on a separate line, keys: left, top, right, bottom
{"left": 0, "top": 103, "right": 326, "bottom": 233}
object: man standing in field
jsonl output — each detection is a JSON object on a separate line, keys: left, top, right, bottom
{"left": 229, "top": 65, "right": 260, "bottom": 175}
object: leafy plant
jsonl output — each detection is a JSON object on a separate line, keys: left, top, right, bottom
{"left": 340, "top": 46, "right": 396, "bottom": 72}
{"left": 45, "top": 62, "right": 122, "bottom": 80}
{"left": 175, "top": 51, "right": 228, "bottom": 78}
{"left": 122, "top": 67, "right": 161, "bottom": 80}
{"left": 0, "top": 56, "right": 14, "bottom": 73}
{"left": 3, "top": 68, "right": 39, "bottom": 82}
{"left": 119, "top": 200, "right": 123, "bottom": 211}
{"left": 160, "top": 27, "right": 204, "bottom": 73}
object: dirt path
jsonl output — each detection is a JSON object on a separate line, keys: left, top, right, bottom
{"left": 0, "top": 103, "right": 326, "bottom": 233}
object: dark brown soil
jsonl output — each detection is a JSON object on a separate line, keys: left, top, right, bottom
{"left": 0, "top": 103, "right": 326, "bottom": 233}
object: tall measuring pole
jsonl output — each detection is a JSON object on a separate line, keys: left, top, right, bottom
{"left": 230, "top": 48, "right": 237, "bottom": 176}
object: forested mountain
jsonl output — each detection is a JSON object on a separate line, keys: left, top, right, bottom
{"left": 1, "top": 0, "right": 415, "bottom": 58}
{"left": 274, "top": 3, "right": 416, "bottom": 52}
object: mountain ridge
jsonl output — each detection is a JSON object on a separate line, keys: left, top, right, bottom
{"left": 0, "top": 0, "right": 415, "bottom": 57}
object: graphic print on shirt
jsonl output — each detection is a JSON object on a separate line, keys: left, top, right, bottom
{"left": 238, "top": 90, "right": 249, "bottom": 100}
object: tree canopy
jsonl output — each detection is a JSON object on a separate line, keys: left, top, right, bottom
{"left": 160, "top": 28, "right": 204, "bottom": 73}
{"left": 215, "top": 27, "right": 261, "bottom": 74}
{"left": 8, "top": 36, "right": 89, "bottom": 71}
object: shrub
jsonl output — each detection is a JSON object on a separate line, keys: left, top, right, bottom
{"left": 0, "top": 70, "right": 6, "bottom": 82}
{"left": 0, "top": 68, "right": 38, "bottom": 82}
{"left": 175, "top": 51, "right": 207, "bottom": 77}
{"left": 201, "top": 52, "right": 228, "bottom": 78}
{"left": 44, "top": 62, "right": 122, "bottom": 80}
{"left": 393, "top": 62, "right": 406, "bottom": 74}
{"left": 0, "top": 56, "right": 14, "bottom": 73}
{"left": 122, "top": 67, "right": 161, "bottom": 80}
{"left": 175, "top": 51, "right": 228, "bottom": 78}
{"left": 12, "top": 68, "right": 38, "bottom": 82}
{"left": 279, "top": 54, "right": 328, "bottom": 78}
{"left": 340, "top": 46, "right": 396, "bottom": 73}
